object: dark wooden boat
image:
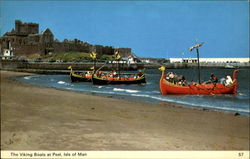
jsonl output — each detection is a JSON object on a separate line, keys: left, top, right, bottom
{"left": 68, "top": 66, "right": 92, "bottom": 82}
{"left": 92, "top": 72, "right": 146, "bottom": 85}
{"left": 68, "top": 52, "right": 97, "bottom": 82}
{"left": 159, "top": 66, "right": 240, "bottom": 95}
{"left": 92, "top": 51, "right": 146, "bottom": 85}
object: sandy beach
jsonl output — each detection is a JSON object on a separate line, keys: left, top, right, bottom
{"left": 1, "top": 70, "right": 249, "bottom": 150}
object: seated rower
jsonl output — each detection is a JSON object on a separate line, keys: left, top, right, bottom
{"left": 210, "top": 73, "right": 218, "bottom": 83}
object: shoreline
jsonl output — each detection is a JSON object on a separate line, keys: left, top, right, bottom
{"left": 1, "top": 70, "right": 249, "bottom": 150}
{"left": 13, "top": 72, "right": 248, "bottom": 117}
{"left": 1, "top": 59, "right": 250, "bottom": 74}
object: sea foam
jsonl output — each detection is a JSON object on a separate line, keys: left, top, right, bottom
{"left": 57, "top": 81, "right": 65, "bottom": 84}
{"left": 24, "top": 76, "right": 31, "bottom": 80}
{"left": 113, "top": 88, "right": 140, "bottom": 93}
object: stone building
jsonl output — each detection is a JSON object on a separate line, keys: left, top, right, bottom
{"left": 0, "top": 20, "right": 54, "bottom": 56}
{"left": 116, "top": 48, "right": 132, "bottom": 57}
{"left": 0, "top": 20, "right": 132, "bottom": 58}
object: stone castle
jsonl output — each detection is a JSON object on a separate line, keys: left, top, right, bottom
{"left": 0, "top": 20, "right": 132, "bottom": 58}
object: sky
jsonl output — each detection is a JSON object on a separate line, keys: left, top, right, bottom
{"left": 0, "top": 0, "right": 249, "bottom": 58}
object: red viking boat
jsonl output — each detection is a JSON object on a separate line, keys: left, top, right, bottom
{"left": 92, "top": 51, "right": 146, "bottom": 85}
{"left": 92, "top": 71, "right": 146, "bottom": 85}
{"left": 159, "top": 43, "right": 240, "bottom": 95}
{"left": 159, "top": 66, "right": 240, "bottom": 95}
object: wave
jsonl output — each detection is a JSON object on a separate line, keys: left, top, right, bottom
{"left": 57, "top": 81, "right": 65, "bottom": 84}
{"left": 90, "top": 90, "right": 117, "bottom": 95}
{"left": 152, "top": 91, "right": 160, "bottom": 93}
{"left": 24, "top": 76, "right": 31, "bottom": 80}
{"left": 130, "top": 94, "right": 250, "bottom": 114}
{"left": 113, "top": 88, "right": 140, "bottom": 93}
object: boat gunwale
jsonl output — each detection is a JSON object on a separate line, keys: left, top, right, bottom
{"left": 71, "top": 71, "right": 92, "bottom": 79}
{"left": 161, "top": 78, "right": 237, "bottom": 89}
{"left": 92, "top": 74, "right": 145, "bottom": 82}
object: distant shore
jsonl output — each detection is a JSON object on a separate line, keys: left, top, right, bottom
{"left": 1, "top": 70, "right": 249, "bottom": 150}
{"left": 1, "top": 59, "right": 249, "bottom": 73}
{"left": 1, "top": 65, "right": 249, "bottom": 75}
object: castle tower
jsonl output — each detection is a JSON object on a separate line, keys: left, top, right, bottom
{"left": 15, "top": 20, "right": 21, "bottom": 33}
{"left": 15, "top": 20, "right": 39, "bottom": 35}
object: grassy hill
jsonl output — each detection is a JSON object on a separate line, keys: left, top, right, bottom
{"left": 26, "top": 52, "right": 114, "bottom": 62}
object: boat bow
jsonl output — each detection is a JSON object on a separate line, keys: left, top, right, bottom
{"left": 232, "top": 69, "right": 240, "bottom": 94}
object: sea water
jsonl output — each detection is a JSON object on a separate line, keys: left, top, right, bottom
{"left": 16, "top": 68, "right": 249, "bottom": 116}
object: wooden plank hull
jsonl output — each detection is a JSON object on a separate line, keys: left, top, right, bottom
{"left": 92, "top": 74, "right": 146, "bottom": 85}
{"left": 70, "top": 72, "right": 92, "bottom": 82}
{"left": 159, "top": 70, "right": 240, "bottom": 95}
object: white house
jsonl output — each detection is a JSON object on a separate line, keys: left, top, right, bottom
{"left": 127, "top": 55, "right": 137, "bottom": 64}
{"left": 1, "top": 48, "right": 14, "bottom": 60}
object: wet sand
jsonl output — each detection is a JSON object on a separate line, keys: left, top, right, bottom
{"left": 1, "top": 70, "right": 249, "bottom": 150}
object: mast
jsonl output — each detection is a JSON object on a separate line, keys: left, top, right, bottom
{"left": 196, "top": 47, "right": 201, "bottom": 84}
{"left": 189, "top": 42, "right": 204, "bottom": 84}
{"left": 114, "top": 51, "right": 121, "bottom": 75}
{"left": 90, "top": 51, "right": 97, "bottom": 73}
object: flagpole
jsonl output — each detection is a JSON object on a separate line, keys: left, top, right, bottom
{"left": 196, "top": 47, "right": 201, "bottom": 84}
{"left": 189, "top": 42, "right": 204, "bottom": 84}
{"left": 114, "top": 51, "right": 121, "bottom": 76}
{"left": 90, "top": 52, "right": 97, "bottom": 73}
{"left": 94, "top": 53, "right": 96, "bottom": 71}
{"left": 118, "top": 59, "right": 120, "bottom": 76}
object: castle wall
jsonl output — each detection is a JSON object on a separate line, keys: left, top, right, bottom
{"left": 1, "top": 20, "right": 132, "bottom": 57}
{"left": 53, "top": 42, "right": 93, "bottom": 53}
{"left": 27, "top": 35, "right": 41, "bottom": 44}
{"left": 13, "top": 44, "right": 43, "bottom": 56}
{"left": 117, "top": 48, "right": 132, "bottom": 57}
{"left": 93, "top": 45, "right": 115, "bottom": 55}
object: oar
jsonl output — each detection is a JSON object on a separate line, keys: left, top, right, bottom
{"left": 96, "top": 62, "right": 108, "bottom": 73}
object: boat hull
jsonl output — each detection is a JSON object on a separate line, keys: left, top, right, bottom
{"left": 160, "top": 79, "right": 237, "bottom": 95}
{"left": 92, "top": 75, "right": 146, "bottom": 85}
{"left": 159, "top": 69, "right": 239, "bottom": 95}
{"left": 70, "top": 72, "right": 92, "bottom": 82}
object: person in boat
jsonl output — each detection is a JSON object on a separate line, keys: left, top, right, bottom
{"left": 219, "top": 77, "right": 226, "bottom": 85}
{"left": 210, "top": 73, "right": 218, "bottom": 84}
{"left": 85, "top": 71, "right": 92, "bottom": 78}
{"left": 166, "top": 72, "right": 186, "bottom": 85}
{"left": 110, "top": 70, "right": 118, "bottom": 78}
{"left": 137, "top": 71, "right": 143, "bottom": 78}
{"left": 179, "top": 76, "right": 187, "bottom": 86}
{"left": 124, "top": 75, "right": 129, "bottom": 80}
{"left": 166, "top": 72, "right": 175, "bottom": 78}
{"left": 225, "top": 75, "right": 233, "bottom": 86}
{"left": 165, "top": 72, "right": 175, "bottom": 83}
{"left": 96, "top": 71, "right": 102, "bottom": 77}
{"left": 109, "top": 72, "right": 113, "bottom": 78}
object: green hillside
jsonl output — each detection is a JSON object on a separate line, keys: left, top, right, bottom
{"left": 27, "top": 52, "right": 114, "bottom": 62}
